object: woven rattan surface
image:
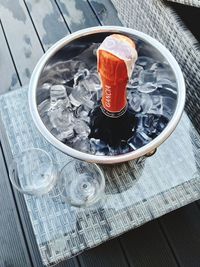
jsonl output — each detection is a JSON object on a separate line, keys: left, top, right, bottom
{"left": 0, "top": 86, "right": 200, "bottom": 265}
{"left": 111, "top": 0, "right": 200, "bottom": 131}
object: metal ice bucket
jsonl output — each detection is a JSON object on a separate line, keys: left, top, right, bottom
{"left": 29, "top": 26, "right": 185, "bottom": 164}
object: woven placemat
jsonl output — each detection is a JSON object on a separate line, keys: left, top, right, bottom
{"left": 111, "top": 0, "right": 200, "bottom": 133}
{"left": 0, "top": 86, "right": 200, "bottom": 266}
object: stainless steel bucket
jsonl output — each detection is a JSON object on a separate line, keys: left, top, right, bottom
{"left": 29, "top": 26, "right": 185, "bottom": 164}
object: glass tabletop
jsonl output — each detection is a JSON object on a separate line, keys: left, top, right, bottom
{"left": 0, "top": 86, "right": 200, "bottom": 266}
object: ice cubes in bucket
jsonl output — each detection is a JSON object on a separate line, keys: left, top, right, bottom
{"left": 37, "top": 42, "right": 177, "bottom": 156}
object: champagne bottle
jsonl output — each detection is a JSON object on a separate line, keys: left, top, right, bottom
{"left": 89, "top": 34, "right": 138, "bottom": 147}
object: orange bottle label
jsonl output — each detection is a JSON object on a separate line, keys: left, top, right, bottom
{"left": 98, "top": 50, "right": 128, "bottom": 113}
{"left": 97, "top": 34, "right": 137, "bottom": 114}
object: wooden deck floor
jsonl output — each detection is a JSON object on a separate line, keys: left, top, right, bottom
{"left": 0, "top": 1, "right": 200, "bottom": 266}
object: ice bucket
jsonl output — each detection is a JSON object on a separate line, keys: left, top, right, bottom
{"left": 29, "top": 26, "right": 185, "bottom": 164}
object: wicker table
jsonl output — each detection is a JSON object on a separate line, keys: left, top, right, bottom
{"left": 0, "top": 86, "right": 200, "bottom": 266}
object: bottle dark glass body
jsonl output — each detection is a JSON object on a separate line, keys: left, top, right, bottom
{"left": 89, "top": 104, "right": 136, "bottom": 147}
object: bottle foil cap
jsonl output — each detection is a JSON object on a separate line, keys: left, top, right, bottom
{"left": 97, "top": 34, "right": 138, "bottom": 114}
{"left": 97, "top": 34, "right": 138, "bottom": 80}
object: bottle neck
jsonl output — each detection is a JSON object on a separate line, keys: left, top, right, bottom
{"left": 98, "top": 48, "right": 131, "bottom": 117}
{"left": 100, "top": 103, "right": 128, "bottom": 118}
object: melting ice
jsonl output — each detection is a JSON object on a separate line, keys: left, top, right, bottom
{"left": 37, "top": 44, "right": 177, "bottom": 155}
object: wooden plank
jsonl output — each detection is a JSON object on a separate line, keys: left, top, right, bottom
{"left": 0, "top": 0, "right": 43, "bottom": 85}
{"left": 160, "top": 203, "right": 200, "bottom": 267}
{"left": 88, "top": 0, "right": 122, "bottom": 26}
{"left": 196, "top": 200, "right": 200, "bottom": 209}
{"left": 0, "top": 145, "right": 32, "bottom": 267}
{"left": 119, "top": 220, "right": 178, "bottom": 267}
{"left": 56, "top": 0, "right": 99, "bottom": 32}
{"left": 78, "top": 238, "right": 129, "bottom": 267}
{"left": 24, "top": 0, "right": 70, "bottom": 51}
{"left": 0, "top": 21, "right": 20, "bottom": 94}
{"left": 55, "top": 260, "right": 80, "bottom": 267}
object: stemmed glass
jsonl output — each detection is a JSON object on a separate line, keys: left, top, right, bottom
{"left": 57, "top": 159, "right": 105, "bottom": 207}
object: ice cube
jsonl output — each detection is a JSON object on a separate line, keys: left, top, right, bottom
{"left": 145, "top": 95, "right": 176, "bottom": 120}
{"left": 90, "top": 89, "right": 102, "bottom": 104}
{"left": 132, "top": 65, "right": 144, "bottom": 77}
{"left": 150, "top": 62, "right": 165, "bottom": 71}
{"left": 38, "top": 99, "right": 50, "bottom": 115}
{"left": 90, "top": 138, "right": 109, "bottom": 155}
{"left": 71, "top": 137, "right": 91, "bottom": 153}
{"left": 140, "top": 93, "right": 153, "bottom": 113}
{"left": 36, "top": 83, "right": 51, "bottom": 105}
{"left": 50, "top": 85, "right": 67, "bottom": 104}
{"left": 156, "top": 64, "right": 175, "bottom": 82}
{"left": 157, "top": 79, "right": 177, "bottom": 93}
{"left": 74, "top": 120, "right": 91, "bottom": 138}
{"left": 48, "top": 107, "right": 74, "bottom": 132}
{"left": 138, "top": 83, "right": 157, "bottom": 93}
{"left": 128, "top": 91, "right": 142, "bottom": 112}
{"left": 162, "top": 96, "right": 176, "bottom": 120}
{"left": 137, "top": 114, "right": 168, "bottom": 138}
{"left": 138, "top": 69, "right": 158, "bottom": 93}
{"left": 69, "top": 83, "right": 94, "bottom": 108}
{"left": 38, "top": 99, "right": 53, "bottom": 132}
{"left": 127, "top": 78, "right": 139, "bottom": 90}
{"left": 150, "top": 95, "right": 162, "bottom": 114}
{"left": 136, "top": 56, "right": 156, "bottom": 69}
{"left": 74, "top": 105, "right": 89, "bottom": 118}
{"left": 128, "top": 92, "right": 153, "bottom": 114}
{"left": 41, "top": 83, "right": 51, "bottom": 90}
{"left": 57, "top": 129, "right": 74, "bottom": 142}
{"left": 143, "top": 115, "right": 158, "bottom": 135}
{"left": 74, "top": 69, "right": 90, "bottom": 87}
{"left": 41, "top": 114, "right": 53, "bottom": 132}
{"left": 82, "top": 73, "right": 101, "bottom": 92}
{"left": 128, "top": 132, "right": 152, "bottom": 149}
{"left": 74, "top": 105, "right": 90, "bottom": 123}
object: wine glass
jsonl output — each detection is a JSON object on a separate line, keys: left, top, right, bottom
{"left": 9, "top": 148, "right": 58, "bottom": 196}
{"left": 57, "top": 159, "right": 105, "bottom": 208}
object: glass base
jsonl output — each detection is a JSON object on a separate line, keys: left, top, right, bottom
{"left": 58, "top": 160, "right": 105, "bottom": 207}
